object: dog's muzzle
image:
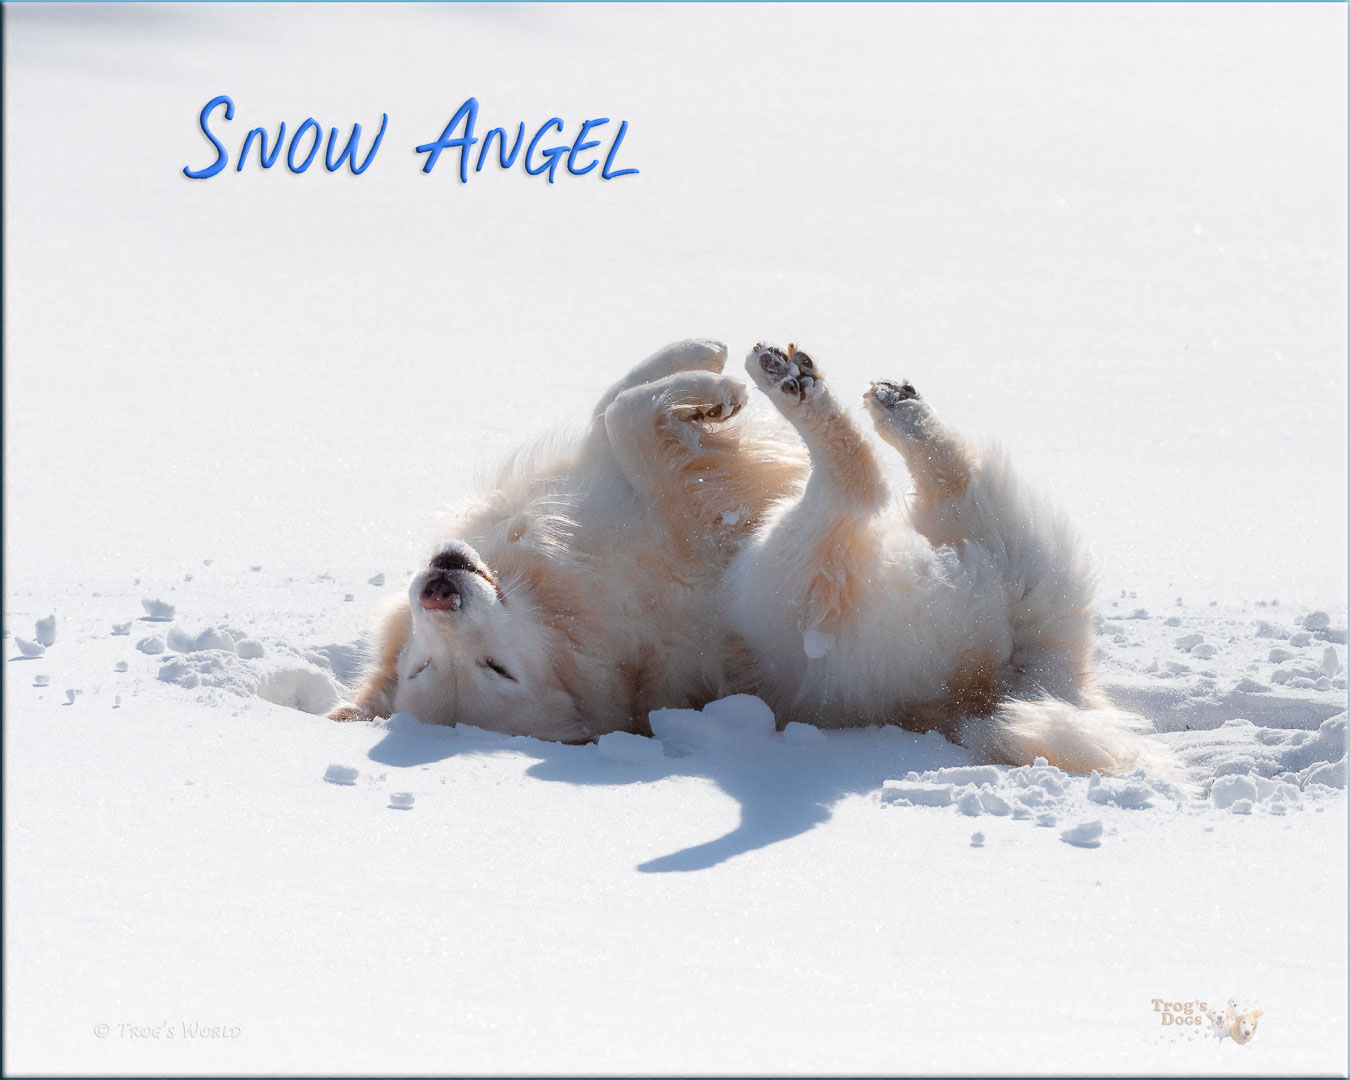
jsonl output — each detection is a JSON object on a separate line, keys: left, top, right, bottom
{"left": 420, "top": 570, "right": 464, "bottom": 611}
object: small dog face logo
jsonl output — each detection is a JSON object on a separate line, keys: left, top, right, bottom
{"left": 1231, "top": 1010, "right": 1264, "bottom": 1045}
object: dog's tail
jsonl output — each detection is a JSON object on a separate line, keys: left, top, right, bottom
{"left": 957, "top": 696, "right": 1186, "bottom": 786}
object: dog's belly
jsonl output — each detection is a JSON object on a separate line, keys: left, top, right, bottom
{"left": 724, "top": 525, "right": 1016, "bottom": 730}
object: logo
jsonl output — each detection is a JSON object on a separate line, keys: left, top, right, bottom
{"left": 1152, "top": 997, "right": 1263, "bottom": 1046}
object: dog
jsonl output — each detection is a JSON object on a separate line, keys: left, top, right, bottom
{"left": 1205, "top": 1007, "right": 1234, "bottom": 1043}
{"left": 331, "top": 339, "right": 1167, "bottom": 776}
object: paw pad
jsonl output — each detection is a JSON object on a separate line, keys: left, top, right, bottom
{"left": 751, "top": 343, "right": 819, "bottom": 403}
{"left": 870, "top": 379, "right": 919, "bottom": 407}
{"left": 755, "top": 344, "right": 791, "bottom": 378}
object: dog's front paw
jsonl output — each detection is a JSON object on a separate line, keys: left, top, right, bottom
{"left": 746, "top": 342, "right": 819, "bottom": 404}
{"left": 328, "top": 702, "right": 371, "bottom": 723}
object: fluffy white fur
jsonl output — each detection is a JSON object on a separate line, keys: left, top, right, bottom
{"left": 331, "top": 338, "right": 1171, "bottom": 777}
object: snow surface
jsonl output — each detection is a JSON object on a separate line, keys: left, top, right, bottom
{"left": 4, "top": 3, "right": 1346, "bottom": 1076}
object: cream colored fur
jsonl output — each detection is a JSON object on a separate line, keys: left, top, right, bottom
{"left": 332, "top": 338, "right": 1172, "bottom": 777}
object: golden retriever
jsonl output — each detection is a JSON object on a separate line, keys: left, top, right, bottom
{"left": 331, "top": 339, "right": 1165, "bottom": 775}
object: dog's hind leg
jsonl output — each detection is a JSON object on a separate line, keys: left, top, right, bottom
{"left": 591, "top": 339, "right": 728, "bottom": 419}
{"left": 862, "top": 380, "right": 982, "bottom": 547}
{"left": 864, "top": 377, "right": 1100, "bottom": 710}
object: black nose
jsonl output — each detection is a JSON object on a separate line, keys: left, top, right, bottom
{"left": 430, "top": 545, "right": 479, "bottom": 574}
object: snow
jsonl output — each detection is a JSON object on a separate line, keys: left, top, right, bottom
{"left": 12, "top": 636, "right": 45, "bottom": 657}
{"left": 782, "top": 720, "right": 828, "bottom": 746}
{"left": 322, "top": 763, "right": 360, "bottom": 787}
{"left": 140, "top": 599, "right": 176, "bottom": 621}
{"left": 1060, "top": 820, "right": 1105, "bottom": 848}
{"left": 4, "top": 3, "right": 1345, "bottom": 1076}
{"left": 597, "top": 729, "right": 667, "bottom": 766}
{"left": 802, "top": 628, "right": 835, "bottom": 659}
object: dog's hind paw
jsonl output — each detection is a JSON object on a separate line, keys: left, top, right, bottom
{"left": 865, "top": 378, "right": 938, "bottom": 443}
{"left": 747, "top": 342, "right": 818, "bottom": 403}
{"left": 668, "top": 373, "right": 746, "bottom": 424}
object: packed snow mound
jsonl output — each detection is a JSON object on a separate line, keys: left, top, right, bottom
{"left": 880, "top": 760, "right": 1186, "bottom": 822}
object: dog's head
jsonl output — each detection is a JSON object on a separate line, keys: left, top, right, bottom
{"left": 1206, "top": 1008, "right": 1231, "bottom": 1031}
{"left": 389, "top": 540, "right": 588, "bottom": 740}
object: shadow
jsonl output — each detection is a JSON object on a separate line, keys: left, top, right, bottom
{"left": 366, "top": 717, "right": 973, "bottom": 872}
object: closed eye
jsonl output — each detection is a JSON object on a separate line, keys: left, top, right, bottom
{"left": 482, "top": 658, "right": 516, "bottom": 682}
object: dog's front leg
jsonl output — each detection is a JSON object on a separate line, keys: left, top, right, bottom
{"left": 328, "top": 601, "right": 411, "bottom": 721}
{"left": 734, "top": 344, "right": 890, "bottom": 641}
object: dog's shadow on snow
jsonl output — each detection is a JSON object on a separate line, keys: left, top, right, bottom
{"left": 367, "top": 719, "right": 973, "bottom": 873}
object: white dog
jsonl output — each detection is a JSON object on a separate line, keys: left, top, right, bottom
{"left": 332, "top": 339, "right": 1166, "bottom": 775}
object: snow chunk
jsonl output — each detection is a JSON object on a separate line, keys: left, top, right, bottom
{"left": 140, "top": 598, "right": 176, "bottom": 620}
{"left": 135, "top": 635, "right": 165, "bottom": 654}
{"left": 255, "top": 668, "right": 341, "bottom": 714}
{"left": 1320, "top": 647, "right": 1341, "bottom": 676}
{"left": 388, "top": 792, "right": 415, "bottom": 810}
{"left": 1191, "top": 643, "right": 1217, "bottom": 659}
{"left": 13, "top": 637, "right": 45, "bottom": 657}
{"left": 167, "top": 626, "right": 236, "bottom": 654}
{"left": 157, "top": 657, "right": 201, "bottom": 689}
{"left": 597, "top": 730, "right": 666, "bottom": 765}
{"left": 1304, "top": 611, "right": 1331, "bottom": 631}
{"left": 34, "top": 615, "right": 56, "bottom": 647}
{"left": 111, "top": 620, "right": 132, "bottom": 636}
{"left": 368, "top": 573, "right": 385, "bottom": 587}
{"left": 881, "top": 781, "right": 954, "bottom": 807}
{"left": 650, "top": 694, "right": 776, "bottom": 747}
{"left": 236, "top": 638, "right": 266, "bottom": 659}
{"left": 369, "top": 711, "right": 462, "bottom": 745}
{"left": 1210, "top": 774, "right": 1258, "bottom": 809}
{"left": 1060, "top": 820, "right": 1103, "bottom": 847}
{"left": 979, "top": 789, "right": 1012, "bottom": 815}
{"left": 1175, "top": 633, "right": 1204, "bottom": 651}
{"left": 970, "top": 832, "right": 985, "bottom": 847}
{"left": 323, "top": 764, "right": 359, "bottom": 786}
{"left": 702, "top": 694, "right": 775, "bottom": 737}
{"left": 782, "top": 721, "right": 827, "bottom": 745}
{"left": 802, "top": 630, "right": 835, "bottom": 659}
